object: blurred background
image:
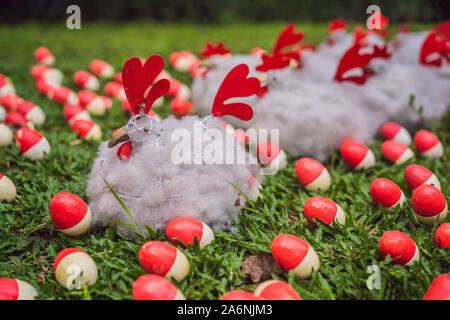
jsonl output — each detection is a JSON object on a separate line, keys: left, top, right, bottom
{"left": 0, "top": 0, "right": 449, "bottom": 23}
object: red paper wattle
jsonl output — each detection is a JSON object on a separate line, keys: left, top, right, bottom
{"left": 212, "top": 64, "right": 260, "bottom": 121}
{"left": 122, "top": 55, "right": 169, "bottom": 114}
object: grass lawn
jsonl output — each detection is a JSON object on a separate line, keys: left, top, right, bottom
{"left": 0, "top": 21, "right": 448, "bottom": 300}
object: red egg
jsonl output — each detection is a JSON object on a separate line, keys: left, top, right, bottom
{"left": 340, "top": 138, "right": 375, "bottom": 170}
{"left": 381, "top": 140, "right": 414, "bottom": 164}
{"left": 114, "top": 72, "right": 122, "bottom": 84}
{"left": 54, "top": 248, "right": 98, "bottom": 290}
{"left": 1, "top": 94, "right": 23, "bottom": 111}
{"left": 15, "top": 127, "right": 51, "bottom": 160}
{"left": 0, "top": 174, "right": 16, "bottom": 203}
{"left": 0, "top": 278, "right": 38, "bottom": 300}
{"left": 132, "top": 274, "right": 185, "bottom": 300}
{"left": 5, "top": 111, "right": 34, "bottom": 129}
{"left": 435, "top": 223, "right": 450, "bottom": 249}
{"left": 271, "top": 234, "right": 320, "bottom": 279}
{"left": 379, "top": 231, "right": 419, "bottom": 265}
{"left": 167, "top": 78, "right": 190, "bottom": 99}
{"left": 170, "top": 98, "right": 192, "bottom": 117}
{"left": 71, "top": 119, "right": 101, "bottom": 140}
{"left": 414, "top": 130, "right": 443, "bottom": 158}
{"left": 411, "top": 185, "right": 447, "bottom": 225}
{"left": 89, "top": 59, "right": 114, "bottom": 78}
{"left": 139, "top": 241, "right": 190, "bottom": 282}
{"left": 404, "top": 164, "right": 440, "bottom": 191}
{"left": 257, "top": 141, "right": 287, "bottom": 172}
{"left": 50, "top": 86, "right": 78, "bottom": 105}
{"left": 381, "top": 122, "right": 411, "bottom": 145}
{"left": 423, "top": 275, "right": 450, "bottom": 300}
{"left": 35, "top": 78, "right": 55, "bottom": 96}
{"left": 30, "top": 65, "right": 62, "bottom": 87}
{"left": 254, "top": 280, "right": 302, "bottom": 300}
{"left": 78, "top": 90, "right": 105, "bottom": 116}
{"left": 0, "top": 74, "right": 15, "bottom": 97}
{"left": 34, "top": 46, "right": 54, "bottom": 66}
{"left": 370, "top": 178, "right": 405, "bottom": 209}
{"left": 104, "top": 81, "right": 125, "bottom": 100}
{"left": 295, "top": 157, "right": 331, "bottom": 192}
{"left": 169, "top": 51, "right": 198, "bottom": 73}
{"left": 16, "top": 101, "right": 45, "bottom": 126}
{"left": 49, "top": 192, "right": 92, "bottom": 236}
{"left": 166, "top": 217, "right": 214, "bottom": 248}
{"left": 63, "top": 103, "right": 91, "bottom": 124}
{"left": 220, "top": 290, "right": 260, "bottom": 300}
{"left": 121, "top": 98, "right": 132, "bottom": 113}
{"left": 303, "top": 196, "right": 345, "bottom": 226}
{"left": 74, "top": 71, "right": 99, "bottom": 91}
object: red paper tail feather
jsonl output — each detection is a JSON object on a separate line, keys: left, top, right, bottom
{"left": 200, "top": 41, "right": 232, "bottom": 58}
{"left": 212, "top": 64, "right": 260, "bottom": 121}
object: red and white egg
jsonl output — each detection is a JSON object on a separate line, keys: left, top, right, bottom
{"left": 295, "top": 157, "right": 331, "bottom": 192}
{"left": 0, "top": 74, "right": 15, "bottom": 97}
{"left": 0, "top": 278, "right": 38, "bottom": 300}
{"left": 170, "top": 97, "right": 193, "bottom": 117}
{"left": 423, "top": 275, "right": 450, "bottom": 300}
{"left": 30, "top": 65, "right": 63, "bottom": 87}
{"left": 50, "top": 86, "right": 78, "bottom": 105}
{"left": 89, "top": 59, "right": 114, "bottom": 78}
{"left": 15, "top": 127, "right": 51, "bottom": 160}
{"left": 73, "top": 71, "right": 99, "bottom": 91}
{"left": 435, "top": 223, "right": 450, "bottom": 249}
{"left": 381, "top": 122, "right": 412, "bottom": 146}
{"left": 54, "top": 248, "right": 98, "bottom": 290}
{"left": 254, "top": 280, "right": 302, "bottom": 300}
{"left": 411, "top": 185, "right": 447, "bottom": 225}
{"left": 63, "top": 103, "right": 91, "bottom": 125}
{"left": 35, "top": 78, "right": 55, "bottom": 97}
{"left": 71, "top": 119, "right": 102, "bottom": 140}
{"left": 379, "top": 231, "right": 419, "bottom": 265}
{"left": 34, "top": 46, "right": 54, "bottom": 66}
{"left": 104, "top": 81, "right": 125, "bottom": 100}
{"left": 16, "top": 101, "right": 45, "bottom": 126}
{"left": 169, "top": 51, "right": 199, "bottom": 72}
{"left": 404, "top": 164, "right": 440, "bottom": 191}
{"left": 78, "top": 90, "right": 106, "bottom": 116}
{"left": 247, "top": 175, "right": 262, "bottom": 201}
{"left": 0, "top": 174, "right": 16, "bottom": 203}
{"left": 5, "top": 111, "right": 34, "bottom": 129}
{"left": 1, "top": 94, "right": 23, "bottom": 111}
{"left": 132, "top": 274, "right": 185, "bottom": 300}
{"left": 381, "top": 140, "right": 414, "bottom": 164}
{"left": 139, "top": 241, "right": 190, "bottom": 282}
{"left": 167, "top": 77, "right": 190, "bottom": 100}
{"left": 340, "top": 137, "right": 375, "bottom": 170}
{"left": 303, "top": 196, "right": 345, "bottom": 226}
{"left": 166, "top": 217, "right": 214, "bottom": 248}
{"left": 414, "top": 130, "right": 443, "bottom": 159}
{"left": 0, "top": 122, "right": 13, "bottom": 147}
{"left": 370, "top": 178, "right": 405, "bottom": 209}
{"left": 271, "top": 234, "right": 320, "bottom": 279}
{"left": 49, "top": 192, "right": 92, "bottom": 236}
{"left": 257, "top": 141, "right": 287, "bottom": 172}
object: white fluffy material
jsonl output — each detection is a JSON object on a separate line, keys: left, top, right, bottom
{"left": 87, "top": 116, "right": 260, "bottom": 236}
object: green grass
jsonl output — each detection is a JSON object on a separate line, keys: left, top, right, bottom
{"left": 0, "top": 22, "right": 448, "bottom": 300}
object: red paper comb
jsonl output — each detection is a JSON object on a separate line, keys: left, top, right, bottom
{"left": 200, "top": 41, "right": 231, "bottom": 58}
{"left": 419, "top": 31, "right": 448, "bottom": 67}
{"left": 256, "top": 52, "right": 290, "bottom": 72}
{"left": 329, "top": 19, "right": 347, "bottom": 34}
{"left": 335, "top": 43, "right": 376, "bottom": 84}
{"left": 273, "top": 24, "right": 304, "bottom": 54}
{"left": 212, "top": 64, "right": 260, "bottom": 121}
{"left": 122, "top": 55, "right": 170, "bottom": 115}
